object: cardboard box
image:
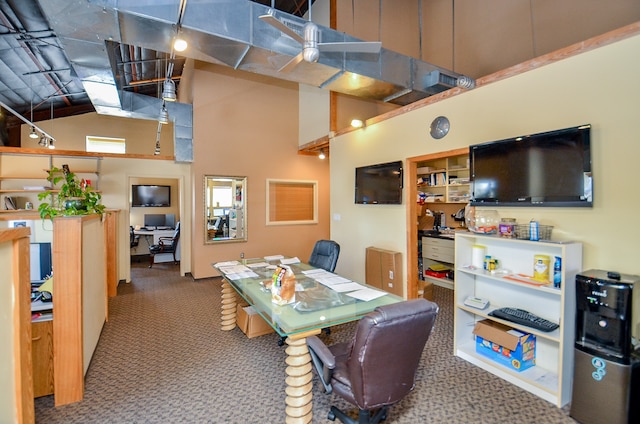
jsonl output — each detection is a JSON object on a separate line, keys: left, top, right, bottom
{"left": 473, "top": 319, "right": 536, "bottom": 372}
{"left": 365, "top": 247, "right": 403, "bottom": 296}
{"left": 236, "top": 304, "right": 274, "bottom": 338}
{"left": 420, "top": 280, "right": 434, "bottom": 301}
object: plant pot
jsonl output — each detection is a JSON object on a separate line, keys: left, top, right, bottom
{"left": 64, "top": 198, "right": 87, "bottom": 210}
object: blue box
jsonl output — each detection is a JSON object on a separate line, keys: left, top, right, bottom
{"left": 473, "top": 319, "right": 536, "bottom": 372}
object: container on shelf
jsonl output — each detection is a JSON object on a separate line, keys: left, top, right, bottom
{"left": 515, "top": 224, "right": 553, "bottom": 240}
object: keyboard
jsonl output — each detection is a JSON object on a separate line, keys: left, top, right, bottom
{"left": 489, "top": 307, "right": 559, "bottom": 332}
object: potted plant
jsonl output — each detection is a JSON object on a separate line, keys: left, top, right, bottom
{"left": 38, "top": 164, "right": 106, "bottom": 219}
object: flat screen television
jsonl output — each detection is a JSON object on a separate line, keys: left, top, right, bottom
{"left": 355, "top": 160, "right": 403, "bottom": 204}
{"left": 132, "top": 185, "right": 171, "bottom": 207}
{"left": 470, "top": 124, "right": 592, "bottom": 207}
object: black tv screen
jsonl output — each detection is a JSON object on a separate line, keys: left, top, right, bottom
{"left": 470, "top": 124, "right": 592, "bottom": 207}
{"left": 132, "top": 185, "right": 171, "bottom": 207}
{"left": 355, "top": 161, "right": 403, "bottom": 204}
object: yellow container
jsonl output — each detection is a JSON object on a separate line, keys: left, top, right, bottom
{"left": 533, "top": 254, "right": 551, "bottom": 282}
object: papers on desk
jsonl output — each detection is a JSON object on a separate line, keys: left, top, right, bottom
{"left": 264, "top": 255, "right": 284, "bottom": 261}
{"left": 280, "top": 257, "right": 300, "bottom": 265}
{"left": 216, "top": 264, "right": 259, "bottom": 280}
{"left": 246, "top": 262, "right": 271, "bottom": 269}
{"left": 214, "top": 260, "right": 240, "bottom": 267}
{"left": 302, "top": 268, "right": 387, "bottom": 300}
{"left": 345, "top": 288, "right": 388, "bottom": 301}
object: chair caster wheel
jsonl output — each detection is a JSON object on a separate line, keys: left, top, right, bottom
{"left": 327, "top": 411, "right": 336, "bottom": 421}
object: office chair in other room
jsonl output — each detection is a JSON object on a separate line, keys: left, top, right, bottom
{"left": 308, "top": 240, "right": 340, "bottom": 272}
{"left": 149, "top": 222, "right": 180, "bottom": 268}
{"left": 130, "top": 226, "right": 140, "bottom": 248}
{"left": 307, "top": 298, "right": 439, "bottom": 424}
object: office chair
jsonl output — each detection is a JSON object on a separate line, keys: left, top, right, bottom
{"left": 148, "top": 222, "right": 180, "bottom": 268}
{"left": 130, "top": 226, "right": 140, "bottom": 248}
{"left": 308, "top": 240, "right": 341, "bottom": 272}
{"left": 307, "top": 298, "right": 439, "bottom": 424}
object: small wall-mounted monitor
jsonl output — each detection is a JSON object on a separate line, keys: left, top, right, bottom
{"left": 132, "top": 185, "right": 171, "bottom": 207}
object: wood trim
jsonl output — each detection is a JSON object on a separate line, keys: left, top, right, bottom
{"left": 105, "top": 210, "right": 119, "bottom": 300}
{"left": 53, "top": 216, "right": 85, "bottom": 406}
{"left": 0, "top": 146, "right": 174, "bottom": 161}
{"left": 10, "top": 228, "right": 35, "bottom": 424}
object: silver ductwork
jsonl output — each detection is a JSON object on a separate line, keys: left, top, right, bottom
{"left": 37, "top": 0, "right": 474, "bottom": 162}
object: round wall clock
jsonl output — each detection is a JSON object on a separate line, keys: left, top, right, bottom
{"left": 430, "top": 116, "right": 450, "bottom": 139}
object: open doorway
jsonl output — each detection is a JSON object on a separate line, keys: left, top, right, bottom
{"left": 128, "top": 176, "right": 181, "bottom": 272}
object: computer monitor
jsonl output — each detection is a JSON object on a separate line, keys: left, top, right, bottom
{"left": 144, "top": 214, "right": 166, "bottom": 228}
{"left": 30, "top": 242, "right": 52, "bottom": 282}
{"left": 165, "top": 214, "right": 176, "bottom": 228}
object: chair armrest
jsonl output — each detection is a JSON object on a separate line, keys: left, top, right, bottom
{"left": 307, "top": 335, "right": 335, "bottom": 394}
{"left": 307, "top": 336, "right": 335, "bottom": 369}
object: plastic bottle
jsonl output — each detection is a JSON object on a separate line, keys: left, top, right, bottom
{"left": 529, "top": 220, "right": 539, "bottom": 241}
{"left": 553, "top": 256, "right": 562, "bottom": 288}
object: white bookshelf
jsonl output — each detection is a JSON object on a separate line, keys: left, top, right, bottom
{"left": 453, "top": 232, "right": 582, "bottom": 407}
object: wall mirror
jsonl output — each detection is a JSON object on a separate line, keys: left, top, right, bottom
{"left": 204, "top": 176, "right": 247, "bottom": 244}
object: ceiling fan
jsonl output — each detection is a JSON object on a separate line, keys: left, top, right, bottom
{"left": 259, "top": 6, "right": 382, "bottom": 73}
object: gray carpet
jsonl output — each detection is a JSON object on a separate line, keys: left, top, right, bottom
{"left": 34, "top": 261, "right": 577, "bottom": 423}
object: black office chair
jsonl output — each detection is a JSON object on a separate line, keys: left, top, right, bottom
{"left": 307, "top": 298, "right": 439, "bottom": 424}
{"left": 130, "top": 226, "right": 140, "bottom": 248}
{"left": 308, "top": 240, "right": 341, "bottom": 272}
{"left": 149, "top": 222, "right": 180, "bottom": 268}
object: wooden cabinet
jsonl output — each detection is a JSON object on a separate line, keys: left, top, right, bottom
{"left": 453, "top": 232, "right": 582, "bottom": 407}
{"left": 417, "top": 153, "right": 469, "bottom": 203}
{"left": 31, "top": 320, "right": 54, "bottom": 398}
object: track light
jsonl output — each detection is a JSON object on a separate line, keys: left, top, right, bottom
{"left": 173, "top": 37, "right": 188, "bottom": 52}
{"left": 159, "top": 104, "right": 169, "bottom": 124}
{"left": 162, "top": 78, "right": 176, "bottom": 102}
{"left": 29, "top": 126, "right": 39, "bottom": 139}
{"left": 48, "top": 139, "right": 55, "bottom": 149}
{"left": 154, "top": 141, "right": 161, "bottom": 155}
{"left": 38, "top": 135, "right": 47, "bottom": 147}
{"left": 318, "top": 150, "right": 326, "bottom": 160}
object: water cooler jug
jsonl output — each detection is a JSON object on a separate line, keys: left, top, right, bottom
{"left": 570, "top": 269, "right": 640, "bottom": 424}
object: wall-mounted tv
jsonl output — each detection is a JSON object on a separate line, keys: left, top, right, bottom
{"left": 132, "top": 185, "right": 171, "bottom": 207}
{"left": 355, "top": 160, "right": 403, "bottom": 204}
{"left": 470, "top": 124, "right": 592, "bottom": 207}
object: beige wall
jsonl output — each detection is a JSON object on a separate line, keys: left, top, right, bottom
{"left": 129, "top": 177, "right": 180, "bottom": 228}
{"left": 330, "top": 33, "right": 640, "bottom": 289}
{"left": 190, "top": 63, "right": 331, "bottom": 279}
{"left": 20, "top": 112, "right": 175, "bottom": 156}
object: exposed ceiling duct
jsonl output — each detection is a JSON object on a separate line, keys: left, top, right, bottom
{"left": 35, "top": 0, "right": 474, "bottom": 161}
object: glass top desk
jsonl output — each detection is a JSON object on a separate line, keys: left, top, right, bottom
{"left": 213, "top": 257, "right": 403, "bottom": 424}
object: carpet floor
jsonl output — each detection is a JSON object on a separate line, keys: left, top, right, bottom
{"left": 34, "top": 261, "right": 578, "bottom": 423}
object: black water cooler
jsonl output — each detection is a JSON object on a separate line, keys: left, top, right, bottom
{"left": 570, "top": 269, "right": 640, "bottom": 424}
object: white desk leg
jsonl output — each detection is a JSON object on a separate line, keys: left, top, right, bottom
{"left": 284, "top": 335, "right": 317, "bottom": 424}
{"left": 220, "top": 279, "right": 237, "bottom": 331}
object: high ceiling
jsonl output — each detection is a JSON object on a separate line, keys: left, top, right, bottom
{"left": 0, "top": 0, "right": 315, "bottom": 141}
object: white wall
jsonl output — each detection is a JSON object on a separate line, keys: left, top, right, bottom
{"left": 330, "top": 33, "right": 640, "bottom": 288}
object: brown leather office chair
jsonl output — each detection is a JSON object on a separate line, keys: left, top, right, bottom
{"left": 307, "top": 298, "right": 438, "bottom": 424}
{"left": 148, "top": 222, "right": 180, "bottom": 268}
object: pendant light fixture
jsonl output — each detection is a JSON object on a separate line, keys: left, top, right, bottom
{"left": 162, "top": 78, "right": 176, "bottom": 102}
{"left": 159, "top": 102, "right": 169, "bottom": 124}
